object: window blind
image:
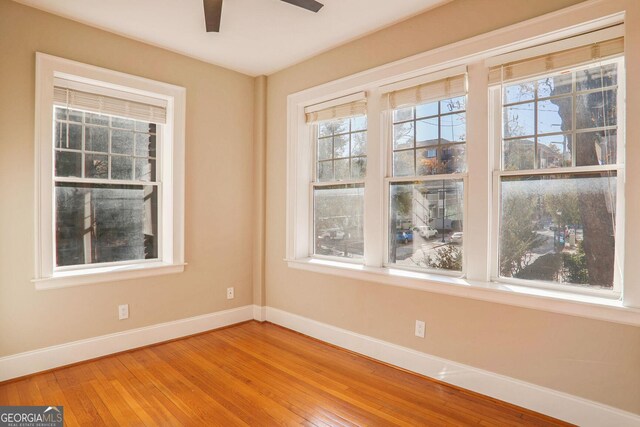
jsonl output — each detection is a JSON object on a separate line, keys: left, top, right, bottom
{"left": 53, "top": 86, "right": 167, "bottom": 124}
{"left": 488, "top": 37, "right": 624, "bottom": 85}
{"left": 304, "top": 98, "right": 366, "bottom": 123}
{"left": 387, "top": 74, "right": 466, "bottom": 109}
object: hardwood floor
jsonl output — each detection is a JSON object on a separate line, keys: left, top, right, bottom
{"left": 0, "top": 321, "right": 571, "bottom": 426}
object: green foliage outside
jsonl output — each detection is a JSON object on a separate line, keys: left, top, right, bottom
{"left": 428, "top": 245, "right": 462, "bottom": 271}
{"left": 499, "top": 192, "right": 545, "bottom": 278}
{"left": 563, "top": 241, "right": 589, "bottom": 284}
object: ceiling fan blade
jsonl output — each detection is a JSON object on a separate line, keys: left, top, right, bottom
{"left": 203, "top": 0, "right": 223, "bottom": 32}
{"left": 281, "top": 0, "right": 324, "bottom": 13}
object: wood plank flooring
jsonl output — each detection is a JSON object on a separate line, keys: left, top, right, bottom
{"left": 0, "top": 321, "right": 571, "bottom": 426}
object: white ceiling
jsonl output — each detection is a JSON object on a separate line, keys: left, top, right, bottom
{"left": 14, "top": 0, "right": 448, "bottom": 76}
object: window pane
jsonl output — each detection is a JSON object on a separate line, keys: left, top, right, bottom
{"left": 314, "top": 184, "right": 364, "bottom": 259}
{"left": 499, "top": 173, "right": 616, "bottom": 289}
{"left": 388, "top": 180, "right": 464, "bottom": 272}
{"left": 350, "top": 131, "right": 366, "bottom": 156}
{"left": 68, "top": 109, "right": 83, "bottom": 123}
{"left": 318, "top": 121, "right": 334, "bottom": 137}
{"left": 502, "top": 63, "right": 620, "bottom": 173}
{"left": 317, "top": 137, "right": 332, "bottom": 161}
{"left": 440, "top": 96, "right": 466, "bottom": 113}
{"left": 111, "top": 156, "right": 133, "bottom": 180}
{"left": 393, "top": 150, "right": 414, "bottom": 177}
{"left": 111, "top": 117, "right": 135, "bottom": 130}
{"left": 537, "top": 97, "right": 571, "bottom": 134}
{"left": 537, "top": 74, "right": 572, "bottom": 98}
{"left": 415, "top": 118, "right": 438, "bottom": 146}
{"left": 55, "top": 151, "right": 82, "bottom": 177}
{"left": 85, "top": 126, "right": 109, "bottom": 153}
{"left": 576, "top": 63, "right": 617, "bottom": 92}
{"left": 393, "top": 122, "right": 414, "bottom": 150}
{"left": 68, "top": 123, "right": 83, "bottom": 150}
{"left": 351, "top": 116, "right": 367, "bottom": 131}
{"left": 317, "top": 161, "right": 333, "bottom": 182}
{"left": 85, "top": 154, "right": 108, "bottom": 179}
{"left": 135, "top": 158, "right": 157, "bottom": 182}
{"left": 135, "top": 133, "right": 156, "bottom": 158}
{"left": 503, "top": 139, "right": 534, "bottom": 170}
{"left": 86, "top": 112, "right": 109, "bottom": 126}
{"left": 538, "top": 135, "right": 572, "bottom": 169}
{"left": 504, "top": 82, "right": 535, "bottom": 104}
{"left": 415, "top": 101, "right": 438, "bottom": 118}
{"left": 416, "top": 147, "right": 438, "bottom": 175}
{"left": 334, "top": 158, "right": 350, "bottom": 181}
{"left": 576, "top": 130, "right": 617, "bottom": 166}
{"left": 393, "top": 106, "right": 413, "bottom": 122}
{"left": 112, "top": 129, "right": 135, "bottom": 155}
{"left": 441, "top": 145, "right": 466, "bottom": 174}
{"left": 332, "top": 119, "right": 350, "bottom": 135}
{"left": 55, "top": 107, "right": 67, "bottom": 120}
{"left": 315, "top": 116, "right": 367, "bottom": 184}
{"left": 55, "top": 183, "right": 158, "bottom": 267}
{"left": 351, "top": 157, "right": 366, "bottom": 179}
{"left": 135, "top": 121, "right": 156, "bottom": 133}
{"left": 576, "top": 90, "right": 617, "bottom": 130}
{"left": 440, "top": 112, "right": 466, "bottom": 143}
{"left": 504, "top": 103, "right": 535, "bottom": 138}
{"left": 333, "top": 134, "right": 349, "bottom": 158}
{"left": 54, "top": 122, "right": 67, "bottom": 149}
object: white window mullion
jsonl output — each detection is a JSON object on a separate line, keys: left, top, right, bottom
{"left": 489, "top": 86, "right": 504, "bottom": 282}
{"left": 465, "top": 62, "right": 491, "bottom": 282}
{"left": 363, "top": 89, "right": 384, "bottom": 268}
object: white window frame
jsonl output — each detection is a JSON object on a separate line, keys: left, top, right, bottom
{"left": 286, "top": 0, "right": 640, "bottom": 326}
{"left": 310, "top": 124, "right": 367, "bottom": 264}
{"left": 382, "top": 76, "right": 469, "bottom": 277}
{"left": 489, "top": 55, "right": 625, "bottom": 299}
{"left": 33, "top": 53, "right": 186, "bottom": 289}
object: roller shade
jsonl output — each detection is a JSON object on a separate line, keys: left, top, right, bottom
{"left": 305, "top": 95, "right": 366, "bottom": 123}
{"left": 53, "top": 86, "right": 167, "bottom": 124}
{"left": 387, "top": 74, "right": 466, "bottom": 109}
{"left": 488, "top": 37, "right": 624, "bottom": 85}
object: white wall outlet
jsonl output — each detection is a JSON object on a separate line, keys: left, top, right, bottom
{"left": 226, "top": 287, "right": 235, "bottom": 300}
{"left": 415, "top": 320, "right": 425, "bottom": 338}
{"left": 118, "top": 304, "right": 129, "bottom": 320}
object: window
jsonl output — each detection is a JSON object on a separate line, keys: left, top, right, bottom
{"left": 491, "top": 39, "right": 624, "bottom": 294}
{"left": 306, "top": 95, "right": 367, "bottom": 260}
{"left": 386, "top": 73, "right": 467, "bottom": 274}
{"left": 286, "top": 12, "right": 639, "bottom": 324}
{"left": 35, "top": 53, "right": 186, "bottom": 288}
{"left": 54, "top": 106, "right": 159, "bottom": 268}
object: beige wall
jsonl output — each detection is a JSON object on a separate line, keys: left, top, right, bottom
{"left": 0, "top": 0, "right": 255, "bottom": 355}
{"left": 2, "top": 0, "right": 639, "bottom": 416}
{"left": 264, "top": 0, "right": 640, "bottom": 414}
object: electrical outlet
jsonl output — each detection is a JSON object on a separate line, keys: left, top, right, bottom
{"left": 226, "top": 287, "right": 235, "bottom": 299}
{"left": 118, "top": 304, "right": 129, "bottom": 320}
{"left": 414, "top": 320, "right": 425, "bottom": 338}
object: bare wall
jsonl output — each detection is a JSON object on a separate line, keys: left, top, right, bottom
{"left": 264, "top": 0, "right": 640, "bottom": 414}
{"left": 0, "top": 0, "right": 255, "bottom": 356}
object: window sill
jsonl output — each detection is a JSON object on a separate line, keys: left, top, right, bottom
{"left": 286, "top": 257, "right": 640, "bottom": 326}
{"left": 33, "top": 262, "right": 187, "bottom": 290}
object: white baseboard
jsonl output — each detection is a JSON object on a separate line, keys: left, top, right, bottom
{"left": 0, "top": 305, "right": 254, "bottom": 382}
{"left": 252, "top": 304, "right": 266, "bottom": 322}
{"left": 2, "top": 303, "right": 637, "bottom": 426}
{"left": 264, "top": 306, "right": 640, "bottom": 427}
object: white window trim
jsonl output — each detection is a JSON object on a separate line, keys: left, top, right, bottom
{"left": 33, "top": 53, "right": 186, "bottom": 290}
{"left": 489, "top": 55, "right": 626, "bottom": 299}
{"left": 286, "top": 0, "right": 640, "bottom": 326}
